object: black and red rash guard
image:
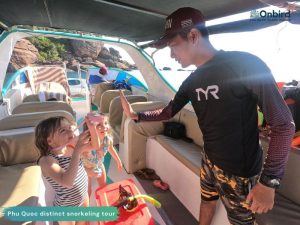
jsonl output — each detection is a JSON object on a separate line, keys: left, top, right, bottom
{"left": 138, "top": 51, "right": 295, "bottom": 179}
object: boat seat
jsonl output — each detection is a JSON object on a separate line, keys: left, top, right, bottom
{"left": 0, "top": 127, "right": 41, "bottom": 224}
{"left": 108, "top": 95, "right": 147, "bottom": 144}
{"left": 114, "top": 124, "right": 121, "bottom": 138}
{"left": 0, "top": 127, "right": 40, "bottom": 166}
{"left": 99, "top": 89, "right": 131, "bottom": 114}
{"left": 120, "top": 101, "right": 168, "bottom": 173}
{"left": 256, "top": 192, "right": 300, "bottom": 225}
{"left": 257, "top": 138, "right": 300, "bottom": 225}
{"left": 153, "top": 135, "right": 202, "bottom": 175}
{"left": 12, "top": 101, "right": 76, "bottom": 117}
{"left": 122, "top": 104, "right": 203, "bottom": 173}
{"left": 92, "top": 82, "right": 114, "bottom": 107}
{"left": 23, "top": 94, "right": 40, "bottom": 102}
{"left": 145, "top": 108, "right": 207, "bottom": 221}
{"left": 0, "top": 110, "right": 75, "bottom": 131}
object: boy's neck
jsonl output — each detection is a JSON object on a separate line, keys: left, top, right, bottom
{"left": 194, "top": 41, "right": 218, "bottom": 67}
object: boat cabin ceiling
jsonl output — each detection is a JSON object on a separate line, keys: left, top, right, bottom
{"left": 0, "top": 0, "right": 266, "bottom": 42}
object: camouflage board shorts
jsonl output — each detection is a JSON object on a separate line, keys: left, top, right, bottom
{"left": 200, "top": 153, "right": 258, "bottom": 225}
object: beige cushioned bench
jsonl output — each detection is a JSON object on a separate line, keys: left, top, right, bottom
{"left": 0, "top": 127, "right": 41, "bottom": 224}
{"left": 120, "top": 101, "right": 167, "bottom": 173}
{"left": 154, "top": 135, "right": 202, "bottom": 175}
{"left": 121, "top": 103, "right": 203, "bottom": 173}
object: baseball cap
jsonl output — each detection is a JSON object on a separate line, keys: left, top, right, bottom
{"left": 99, "top": 66, "right": 108, "bottom": 75}
{"left": 151, "top": 7, "right": 206, "bottom": 49}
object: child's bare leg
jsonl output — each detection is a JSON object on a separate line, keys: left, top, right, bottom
{"left": 58, "top": 221, "right": 75, "bottom": 225}
{"left": 97, "top": 164, "right": 106, "bottom": 188}
{"left": 82, "top": 193, "right": 90, "bottom": 207}
{"left": 88, "top": 177, "right": 92, "bottom": 198}
{"left": 76, "top": 194, "right": 90, "bottom": 225}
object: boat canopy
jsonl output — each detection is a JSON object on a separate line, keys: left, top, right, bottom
{"left": 1, "top": 1, "right": 299, "bottom": 43}
{"left": 0, "top": 0, "right": 268, "bottom": 42}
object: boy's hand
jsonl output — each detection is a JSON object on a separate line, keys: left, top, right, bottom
{"left": 119, "top": 90, "right": 138, "bottom": 120}
{"left": 246, "top": 182, "right": 275, "bottom": 214}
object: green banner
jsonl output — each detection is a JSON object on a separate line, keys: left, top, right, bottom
{"left": 3, "top": 206, "right": 118, "bottom": 221}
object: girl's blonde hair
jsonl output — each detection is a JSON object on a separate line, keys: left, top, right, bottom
{"left": 101, "top": 114, "right": 113, "bottom": 141}
{"left": 85, "top": 112, "right": 114, "bottom": 143}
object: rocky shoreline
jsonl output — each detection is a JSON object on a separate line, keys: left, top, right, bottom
{"left": 8, "top": 38, "right": 137, "bottom": 73}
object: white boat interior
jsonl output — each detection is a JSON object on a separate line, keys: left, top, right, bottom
{"left": 1, "top": 1, "right": 300, "bottom": 225}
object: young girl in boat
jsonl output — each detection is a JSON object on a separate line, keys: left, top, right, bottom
{"left": 35, "top": 116, "right": 92, "bottom": 225}
{"left": 82, "top": 112, "right": 123, "bottom": 197}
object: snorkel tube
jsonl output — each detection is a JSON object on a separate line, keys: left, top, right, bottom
{"left": 115, "top": 194, "right": 161, "bottom": 212}
{"left": 128, "top": 195, "right": 161, "bottom": 208}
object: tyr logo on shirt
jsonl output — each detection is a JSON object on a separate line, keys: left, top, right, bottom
{"left": 195, "top": 85, "right": 220, "bottom": 101}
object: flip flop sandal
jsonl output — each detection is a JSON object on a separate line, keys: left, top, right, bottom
{"left": 141, "top": 168, "right": 155, "bottom": 174}
{"left": 149, "top": 173, "right": 161, "bottom": 180}
{"left": 134, "top": 170, "right": 153, "bottom": 180}
{"left": 141, "top": 168, "right": 161, "bottom": 180}
{"left": 153, "top": 180, "right": 169, "bottom": 191}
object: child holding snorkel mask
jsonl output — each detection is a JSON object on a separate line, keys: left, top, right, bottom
{"left": 35, "top": 116, "right": 92, "bottom": 225}
{"left": 82, "top": 112, "right": 123, "bottom": 197}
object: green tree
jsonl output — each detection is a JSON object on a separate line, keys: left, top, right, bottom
{"left": 29, "top": 37, "right": 66, "bottom": 62}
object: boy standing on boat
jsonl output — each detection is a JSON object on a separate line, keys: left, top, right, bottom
{"left": 119, "top": 7, "right": 295, "bottom": 225}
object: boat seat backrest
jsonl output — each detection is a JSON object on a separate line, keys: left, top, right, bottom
{"left": 109, "top": 95, "right": 147, "bottom": 132}
{"left": 0, "top": 127, "right": 40, "bottom": 166}
{"left": 23, "top": 94, "right": 40, "bottom": 102}
{"left": 277, "top": 150, "right": 300, "bottom": 205}
{"left": 260, "top": 138, "right": 300, "bottom": 205}
{"left": 12, "top": 101, "right": 76, "bottom": 117}
{"left": 92, "top": 82, "right": 114, "bottom": 107}
{"left": 178, "top": 108, "right": 204, "bottom": 148}
{"left": 99, "top": 89, "right": 131, "bottom": 114}
{"left": 0, "top": 110, "right": 75, "bottom": 131}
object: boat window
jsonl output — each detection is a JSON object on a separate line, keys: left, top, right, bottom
{"left": 104, "top": 44, "right": 148, "bottom": 88}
